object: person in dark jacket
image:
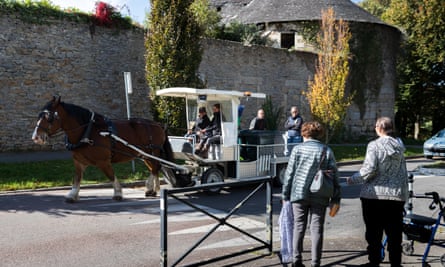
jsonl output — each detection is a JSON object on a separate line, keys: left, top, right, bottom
{"left": 186, "top": 107, "right": 210, "bottom": 145}
{"left": 347, "top": 117, "right": 408, "bottom": 267}
{"left": 284, "top": 106, "right": 303, "bottom": 156}
{"left": 196, "top": 103, "right": 223, "bottom": 153}
{"left": 282, "top": 121, "right": 341, "bottom": 267}
{"left": 249, "top": 109, "right": 267, "bottom": 130}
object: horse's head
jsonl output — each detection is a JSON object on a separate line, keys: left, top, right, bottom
{"left": 32, "top": 96, "right": 63, "bottom": 144}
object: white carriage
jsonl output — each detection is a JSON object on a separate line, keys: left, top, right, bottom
{"left": 156, "top": 87, "right": 293, "bottom": 191}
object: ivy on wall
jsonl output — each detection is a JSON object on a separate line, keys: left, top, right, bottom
{"left": 348, "top": 23, "right": 383, "bottom": 118}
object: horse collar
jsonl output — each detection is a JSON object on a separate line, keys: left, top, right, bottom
{"left": 65, "top": 111, "right": 95, "bottom": 151}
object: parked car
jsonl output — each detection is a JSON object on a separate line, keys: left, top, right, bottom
{"left": 423, "top": 129, "right": 445, "bottom": 159}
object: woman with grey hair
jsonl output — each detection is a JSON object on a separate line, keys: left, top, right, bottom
{"left": 282, "top": 121, "right": 341, "bottom": 267}
{"left": 347, "top": 117, "right": 408, "bottom": 267}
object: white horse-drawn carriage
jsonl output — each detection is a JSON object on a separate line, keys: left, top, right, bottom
{"left": 155, "top": 87, "right": 292, "bottom": 192}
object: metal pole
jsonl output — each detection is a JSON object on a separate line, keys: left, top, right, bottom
{"left": 160, "top": 189, "right": 168, "bottom": 267}
{"left": 123, "top": 72, "right": 135, "bottom": 173}
{"left": 265, "top": 179, "right": 273, "bottom": 253}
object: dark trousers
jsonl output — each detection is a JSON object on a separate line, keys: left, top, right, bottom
{"left": 361, "top": 198, "right": 405, "bottom": 267}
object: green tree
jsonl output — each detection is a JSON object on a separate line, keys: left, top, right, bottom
{"left": 146, "top": 0, "right": 205, "bottom": 134}
{"left": 305, "top": 8, "right": 353, "bottom": 143}
{"left": 383, "top": 0, "right": 445, "bottom": 138}
{"left": 190, "top": 0, "right": 220, "bottom": 38}
{"left": 359, "top": 0, "right": 391, "bottom": 18}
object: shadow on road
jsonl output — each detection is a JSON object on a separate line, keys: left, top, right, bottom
{"left": 0, "top": 189, "right": 160, "bottom": 217}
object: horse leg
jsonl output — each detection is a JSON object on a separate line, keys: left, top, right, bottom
{"left": 145, "top": 173, "right": 160, "bottom": 197}
{"left": 96, "top": 163, "right": 123, "bottom": 201}
{"left": 65, "top": 160, "right": 86, "bottom": 203}
{"left": 143, "top": 160, "right": 159, "bottom": 197}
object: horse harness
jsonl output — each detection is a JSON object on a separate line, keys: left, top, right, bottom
{"left": 65, "top": 111, "right": 97, "bottom": 151}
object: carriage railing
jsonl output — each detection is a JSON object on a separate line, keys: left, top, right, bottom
{"left": 167, "top": 135, "right": 294, "bottom": 178}
{"left": 237, "top": 143, "right": 290, "bottom": 178}
{"left": 168, "top": 136, "right": 196, "bottom": 160}
{"left": 160, "top": 177, "right": 273, "bottom": 267}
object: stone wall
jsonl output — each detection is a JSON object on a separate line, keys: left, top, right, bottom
{"left": 200, "top": 37, "right": 397, "bottom": 137}
{"left": 200, "top": 38, "right": 317, "bottom": 128}
{"left": 0, "top": 15, "right": 150, "bottom": 151}
{"left": 0, "top": 14, "right": 397, "bottom": 151}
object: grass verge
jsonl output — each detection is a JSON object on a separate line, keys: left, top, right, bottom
{"left": 0, "top": 159, "right": 150, "bottom": 191}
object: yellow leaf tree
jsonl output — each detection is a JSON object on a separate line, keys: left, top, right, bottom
{"left": 306, "top": 8, "right": 353, "bottom": 143}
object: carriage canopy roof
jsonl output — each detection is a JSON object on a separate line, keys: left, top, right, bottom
{"left": 156, "top": 87, "right": 266, "bottom": 101}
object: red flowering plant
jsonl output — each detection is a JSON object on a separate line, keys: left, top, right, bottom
{"left": 94, "top": 1, "right": 116, "bottom": 27}
{"left": 93, "top": 1, "right": 133, "bottom": 29}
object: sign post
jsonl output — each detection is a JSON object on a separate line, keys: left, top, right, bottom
{"left": 123, "top": 72, "right": 135, "bottom": 173}
{"left": 124, "top": 72, "right": 132, "bottom": 119}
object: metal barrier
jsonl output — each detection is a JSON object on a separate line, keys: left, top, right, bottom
{"left": 160, "top": 177, "right": 273, "bottom": 267}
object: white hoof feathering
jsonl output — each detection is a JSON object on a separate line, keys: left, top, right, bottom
{"left": 146, "top": 174, "right": 160, "bottom": 193}
{"left": 65, "top": 186, "right": 80, "bottom": 202}
{"left": 113, "top": 179, "right": 123, "bottom": 199}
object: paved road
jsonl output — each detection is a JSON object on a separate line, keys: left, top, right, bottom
{"left": 1, "top": 155, "right": 444, "bottom": 266}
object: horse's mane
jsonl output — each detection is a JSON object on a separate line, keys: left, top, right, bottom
{"left": 54, "top": 102, "right": 104, "bottom": 125}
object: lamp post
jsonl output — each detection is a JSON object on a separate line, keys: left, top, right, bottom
{"left": 123, "top": 72, "right": 135, "bottom": 173}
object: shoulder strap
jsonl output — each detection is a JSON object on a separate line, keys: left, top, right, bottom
{"left": 317, "top": 145, "right": 327, "bottom": 169}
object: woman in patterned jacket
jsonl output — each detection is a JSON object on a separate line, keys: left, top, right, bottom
{"left": 347, "top": 117, "right": 408, "bottom": 267}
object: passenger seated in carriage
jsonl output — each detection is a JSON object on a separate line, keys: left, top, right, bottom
{"left": 185, "top": 106, "right": 210, "bottom": 146}
{"left": 196, "top": 103, "right": 223, "bottom": 156}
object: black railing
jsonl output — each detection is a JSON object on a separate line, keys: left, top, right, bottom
{"left": 160, "top": 177, "right": 273, "bottom": 267}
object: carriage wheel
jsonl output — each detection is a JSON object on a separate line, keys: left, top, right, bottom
{"left": 201, "top": 168, "right": 224, "bottom": 194}
{"left": 440, "top": 254, "right": 445, "bottom": 267}
{"left": 402, "top": 241, "right": 414, "bottom": 256}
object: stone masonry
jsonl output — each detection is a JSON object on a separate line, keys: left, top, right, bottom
{"left": 0, "top": 13, "right": 396, "bottom": 151}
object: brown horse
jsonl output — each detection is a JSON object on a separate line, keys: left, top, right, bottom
{"left": 32, "top": 96, "right": 191, "bottom": 202}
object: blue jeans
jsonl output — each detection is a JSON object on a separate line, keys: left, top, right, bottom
{"left": 285, "top": 135, "right": 302, "bottom": 156}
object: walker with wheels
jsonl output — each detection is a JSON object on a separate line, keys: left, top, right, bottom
{"left": 382, "top": 174, "right": 445, "bottom": 267}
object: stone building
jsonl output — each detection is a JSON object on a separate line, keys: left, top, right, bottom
{"left": 208, "top": 0, "right": 401, "bottom": 138}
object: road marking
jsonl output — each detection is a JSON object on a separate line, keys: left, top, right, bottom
{"left": 128, "top": 203, "right": 279, "bottom": 250}
{"left": 197, "top": 230, "right": 268, "bottom": 250}
{"left": 170, "top": 217, "right": 266, "bottom": 235}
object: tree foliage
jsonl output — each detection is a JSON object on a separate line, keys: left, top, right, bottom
{"left": 214, "top": 21, "right": 269, "bottom": 46}
{"left": 190, "top": 0, "right": 220, "bottom": 38}
{"left": 305, "top": 8, "right": 353, "bottom": 143}
{"left": 359, "top": 0, "right": 391, "bottom": 18}
{"left": 0, "top": 0, "right": 134, "bottom": 27}
{"left": 382, "top": 0, "right": 445, "bottom": 138}
{"left": 145, "top": 0, "right": 206, "bottom": 134}
{"left": 261, "top": 96, "right": 284, "bottom": 131}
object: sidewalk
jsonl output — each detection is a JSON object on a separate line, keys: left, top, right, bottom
{"left": 199, "top": 237, "right": 442, "bottom": 267}
{"left": 0, "top": 150, "right": 71, "bottom": 163}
